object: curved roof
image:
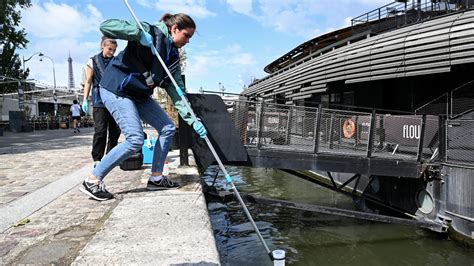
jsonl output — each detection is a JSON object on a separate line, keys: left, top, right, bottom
{"left": 244, "top": 9, "right": 474, "bottom": 102}
{"left": 263, "top": 26, "right": 354, "bottom": 74}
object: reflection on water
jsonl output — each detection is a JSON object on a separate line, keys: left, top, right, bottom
{"left": 203, "top": 166, "right": 473, "bottom": 266}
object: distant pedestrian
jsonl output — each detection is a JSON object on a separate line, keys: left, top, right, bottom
{"left": 70, "top": 99, "right": 82, "bottom": 133}
{"left": 82, "top": 37, "right": 121, "bottom": 167}
{"left": 79, "top": 13, "right": 207, "bottom": 201}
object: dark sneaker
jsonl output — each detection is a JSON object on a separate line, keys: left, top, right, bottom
{"left": 79, "top": 180, "right": 114, "bottom": 201}
{"left": 146, "top": 177, "right": 180, "bottom": 191}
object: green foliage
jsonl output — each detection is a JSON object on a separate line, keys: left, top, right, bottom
{"left": 57, "top": 105, "right": 70, "bottom": 117}
{"left": 179, "top": 47, "right": 187, "bottom": 73}
{"left": 0, "top": 0, "right": 32, "bottom": 94}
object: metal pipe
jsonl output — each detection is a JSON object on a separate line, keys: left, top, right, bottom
{"left": 417, "top": 114, "right": 427, "bottom": 162}
{"left": 366, "top": 109, "right": 376, "bottom": 157}
{"left": 285, "top": 106, "right": 293, "bottom": 145}
{"left": 313, "top": 104, "right": 322, "bottom": 153}
{"left": 39, "top": 55, "right": 57, "bottom": 116}
{"left": 123, "top": 0, "right": 274, "bottom": 259}
{"left": 257, "top": 101, "right": 265, "bottom": 148}
{"left": 328, "top": 113, "right": 334, "bottom": 150}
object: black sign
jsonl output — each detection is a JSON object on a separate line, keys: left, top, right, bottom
{"left": 53, "top": 92, "right": 58, "bottom": 111}
{"left": 17, "top": 81, "right": 24, "bottom": 111}
{"left": 384, "top": 115, "right": 438, "bottom": 146}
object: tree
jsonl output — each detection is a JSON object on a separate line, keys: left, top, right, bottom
{"left": 0, "top": 0, "right": 32, "bottom": 94}
{"left": 179, "top": 47, "right": 187, "bottom": 74}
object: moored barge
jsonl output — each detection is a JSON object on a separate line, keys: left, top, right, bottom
{"left": 237, "top": 0, "right": 474, "bottom": 243}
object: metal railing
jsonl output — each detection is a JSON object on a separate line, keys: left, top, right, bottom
{"left": 28, "top": 115, "right": 94, "bottom": 131}
{"left": 227, "top": 99, "right": 474, "bottom": 167}
{"left": 414, "top": 80, "right": 474, "bottom": 167}
{"left": 1, "top": 115, "right": 94, "bottom": 132}
{"left": 351, "top": 0, "right": 467, "bottom": 31}
{"left": 415, "top": 79, "right": 474, "bottom": 118}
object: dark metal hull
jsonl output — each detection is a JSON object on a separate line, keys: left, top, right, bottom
{"left": 287, "top": 168, "right": 473, "bottom": 243}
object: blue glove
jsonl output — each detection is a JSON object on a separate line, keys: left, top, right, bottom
{"left": 192, "top": 121, "right": 207, "bottom": 138}
{"left": 82, "top": 99, "right": 89, "bottom": 113}
{"left": 139, "top": 31, "right": 156, "bottom": 55}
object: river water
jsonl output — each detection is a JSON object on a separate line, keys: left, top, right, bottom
{"left": 203, "top": 166, "right": 473, "bottom": 266}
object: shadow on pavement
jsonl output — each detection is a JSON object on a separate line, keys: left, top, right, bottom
{"left": 116, "top": 187, "right": 149, "bottom": 195}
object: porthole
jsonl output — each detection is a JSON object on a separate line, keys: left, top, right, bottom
{"left": 417, "top": 190, "right": 434, "bottom": 214}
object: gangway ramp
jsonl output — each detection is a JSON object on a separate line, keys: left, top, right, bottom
{"left": 185, "top": 94, "right": 442, "bottom": 179}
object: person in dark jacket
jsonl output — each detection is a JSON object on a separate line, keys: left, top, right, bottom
{"left": 79, "top": 13, "right": 207, "bottom": 201}
{"left": 82, "top": 37, "right": 121, "bottom": 167}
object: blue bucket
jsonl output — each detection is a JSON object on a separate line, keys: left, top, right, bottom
{"left": 142, "top": 138, "right": 156, "bottom": 164}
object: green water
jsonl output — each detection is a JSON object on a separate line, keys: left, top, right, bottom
{"left": 204, "top": 166, "right": 473, "bottom": 266}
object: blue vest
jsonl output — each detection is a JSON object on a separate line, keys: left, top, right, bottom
{"left": 99, "top": 23, "right": 180, "bottom": 100}
{"left": 91, "top": 53, "right": 112, "bottom": 108}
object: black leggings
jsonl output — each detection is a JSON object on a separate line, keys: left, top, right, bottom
{"left": 91, "top": 107, "right": 121, "bottom": 161}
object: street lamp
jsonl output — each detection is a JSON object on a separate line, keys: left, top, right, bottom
{"left": 219, "top": 82, "right": 225, "bottom": 96}
{"left": 39, "top": 54, "right": 57, "bottom": 116}
{"left": 22, "top": 52, "right": 43, "bottom": 73}
{"left": 39, "top": 55, "right": 56, "bottom": 89}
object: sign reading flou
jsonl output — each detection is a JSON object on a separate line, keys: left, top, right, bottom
{"left": 402, "top": 124, "right": 420, "bottom": 139}
{"left": 384, "top": 115, "right": 438, "bottom": 147}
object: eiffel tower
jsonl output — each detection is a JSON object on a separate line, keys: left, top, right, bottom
{"left": 67, "top": 51, "right": 75, "bottom": 89}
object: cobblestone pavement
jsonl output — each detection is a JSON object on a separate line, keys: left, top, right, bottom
{"left": 0, "top": 167, "right": 145, "bottom": 264}
{"left": 0, "top": 128, "right": 94, "bottom": 206}
{"left": 0, "top": 127, "right": 216, "bottom": 264}
{"left": 0, "top": 127, "right": 134, "bottom": 264}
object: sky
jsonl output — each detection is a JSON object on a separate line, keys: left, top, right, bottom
{"left": 17, "top": 0, "right": 389, "bottom": 94}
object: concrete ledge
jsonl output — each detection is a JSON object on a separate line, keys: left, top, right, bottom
{"left": 73, "top": 151, "right": 220, "bottom": 265}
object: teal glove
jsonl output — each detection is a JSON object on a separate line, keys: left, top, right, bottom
{"left": 192, "top": 121, "right": 207, "bottom": 138}
{"left": 82, "top": 99, "right": 89, "bottom": 113}
{"left": 139, "top": 31, "right": 156, "bottom": 55}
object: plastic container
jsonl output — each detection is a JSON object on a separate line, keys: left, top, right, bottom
{"left": 142, "top": 138, "right": 156, "bottom": 164}
{"left": 272, "top": 249, "right": 285, "bottom": 266}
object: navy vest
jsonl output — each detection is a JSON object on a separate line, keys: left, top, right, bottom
{"left": 99, "top": 23, "right": 180, "bottom": 100}
{"left": 91, "top": 53, "right": 112, "bottom": 108}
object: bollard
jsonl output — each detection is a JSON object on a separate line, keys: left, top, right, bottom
{"left": 272, "top": 249, "right": 285, "bottom": 266}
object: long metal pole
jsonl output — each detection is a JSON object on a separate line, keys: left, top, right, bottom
{"left": 123, "top": 0, "right": 273, "bottom": 259}
{"left": 52, "top": 62, "right": 56, "bottom": 89}
{"left": 53, "top": 61, "right": 57, "bottom": 117}
{"left": 41, "top": 55, "right": 57, "bottom": 116}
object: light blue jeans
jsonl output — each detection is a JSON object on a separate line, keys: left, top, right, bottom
{"left": 93, "top": 87, "right": 176, "bottom": 181}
